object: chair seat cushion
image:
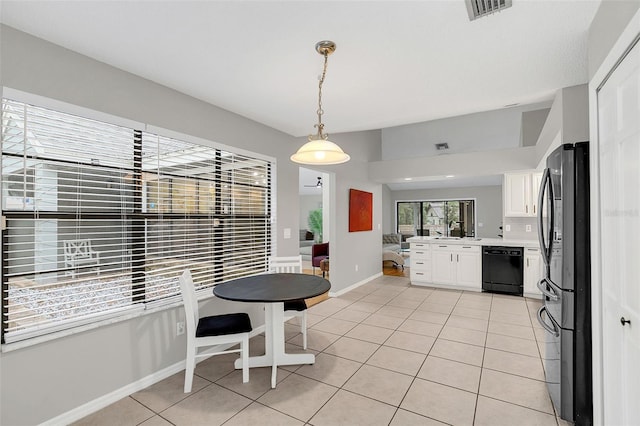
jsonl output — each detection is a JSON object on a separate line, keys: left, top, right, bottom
{"left": 284, "top": 299, "right": 307, "bottom": 311}
{"left": 196, "top": 313, "right": 252, "bottom": 337}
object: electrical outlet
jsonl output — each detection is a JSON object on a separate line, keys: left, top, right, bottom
{"left": 526, "top": 224, "right": 532, "bottom": 232}
{"left": 355, "top": 264, "right": 359, "bottom": 272}
{"left": 505, "top": 224, "right": 511, "bottom": 232}
{"left": 176, "top": 321, "right": 185, "bottom": 336}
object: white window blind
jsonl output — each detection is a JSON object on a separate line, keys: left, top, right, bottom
{"left": 1, "top": 98, "right": 272, "bottom": 343}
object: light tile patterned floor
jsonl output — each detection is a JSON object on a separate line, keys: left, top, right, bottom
{"left": 74, "top": 275, "right": 564, "bottom": 426}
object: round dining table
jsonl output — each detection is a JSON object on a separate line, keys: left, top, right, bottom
{"left": 213, "top": 273, "right": 331, "bottom": 388}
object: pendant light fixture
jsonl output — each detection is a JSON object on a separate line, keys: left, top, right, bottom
{"left": 291, "top": 40, "right": 350, "bottom": 165}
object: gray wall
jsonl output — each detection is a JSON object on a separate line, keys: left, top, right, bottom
{"left": 535, "top": 84, "right": 589, "bottom": 168}
{"left": 588, "top": 0, "right": 640, "bottom": 79}
{"left": 381, "top": 102, "right": 552, "bottom": 160}
{"left": 390, "top": 186, "right": 503, "bottom": 239}
{"left": 381, "top": 184, "right": 393, "bottom": 234}
{"left": 0, "top": 25, "right": 383, "bottom": 425}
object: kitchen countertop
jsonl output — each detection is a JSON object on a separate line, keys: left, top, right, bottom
{"left": 406, "top": 236, "right": 540, "bottom": 249}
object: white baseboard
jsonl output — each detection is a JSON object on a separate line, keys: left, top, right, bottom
{"left": 329, "top": 272, "right": 383, "bottom": 297}
{"left": 40, "top": 324, "right": 266, "bottom": 426}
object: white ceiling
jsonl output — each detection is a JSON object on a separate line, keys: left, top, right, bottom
{"left": 1, "top": 0, "right": 601, "bottom": 139}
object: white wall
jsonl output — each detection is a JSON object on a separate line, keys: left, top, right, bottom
{"left": 0, "top": 25, "right": 383, "bottom": 425}
{"left": 389, "top": 186, "right": 503, "bottom": 239}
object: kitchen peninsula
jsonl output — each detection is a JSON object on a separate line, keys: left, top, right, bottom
{"left": 407, "top": 236, "right": 542, "bottom": 298}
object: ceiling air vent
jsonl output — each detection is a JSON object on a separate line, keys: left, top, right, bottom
{"left": 465, "top": 0, "right": 512, "bottom": 21}
{"left": 435, "top": 143, "right": 449, "bottom": 151}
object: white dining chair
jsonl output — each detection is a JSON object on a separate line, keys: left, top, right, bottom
{"left": 178, "top": 269, "right": 252, "bottom": 392}
{"left": 268, "top": 255, "right": 308, "bottom": 349}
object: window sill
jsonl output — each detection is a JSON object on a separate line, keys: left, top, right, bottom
{"left": 1, "top": 290, "right": 218, "bottom": 353}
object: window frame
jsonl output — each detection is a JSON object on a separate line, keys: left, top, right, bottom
{"left": 396, "top": 198, "right": 477, "bottom": 238}
{"left": 1, "top": 88, "right": 276, "bottom": 347}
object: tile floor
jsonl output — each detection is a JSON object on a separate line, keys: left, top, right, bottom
{"left": 74, "top": 275, "right": 568, "bottom": 426}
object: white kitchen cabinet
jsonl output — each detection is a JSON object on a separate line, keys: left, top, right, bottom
{"left": 410, "top": 242, "right": 432, "bottom": 284}
{"left": 504, "top": 171, "right": 543, "bottom": 217}
{"left": 431, "top": 245, "right": 455, "bottom": 284}
{"left": 431, "top": 244, "right": 481, "bottom": 289}
{"left": 523, "top": 247, "right": 543, "bottom": 298}
{"left": 456, "top": 247, "right": 481, "bottom": 287}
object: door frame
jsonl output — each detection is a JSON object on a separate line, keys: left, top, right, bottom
{"left": 588, "top": 8, "right": 640, "bottom": 425}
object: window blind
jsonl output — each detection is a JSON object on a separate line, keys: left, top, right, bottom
{"left": 1, "top": 98, "right": 272, "bottom": 343}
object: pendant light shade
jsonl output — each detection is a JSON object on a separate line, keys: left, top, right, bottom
{"left": 290, "top": 139, "right": 350, "bottom": 165}
{"left": 291, "top": 41, "right": 350, "bottom": 165}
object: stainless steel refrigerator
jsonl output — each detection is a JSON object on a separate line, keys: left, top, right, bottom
{"left": 536, "top": 142, "right": 592, "bottom": 425}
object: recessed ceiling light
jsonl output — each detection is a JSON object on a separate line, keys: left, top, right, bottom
{"left": 445, "top": 175, "right": 455, "bottom": 178}
{"left": 404, "top": 178, "right": 413, "bottom": 181}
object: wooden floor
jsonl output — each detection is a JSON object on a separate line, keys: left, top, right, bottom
{"left": 303, "top": 262, "right": 409, "bottom": 278}
{"left": 383, "top": 261, "right": 409, "bottom": 277}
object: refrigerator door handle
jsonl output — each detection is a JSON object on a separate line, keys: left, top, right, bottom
{"left": 537, "top": 168, "right": 554, "bottom": 266}
{"left": 537, "top": 305, "right": 560, "bottom": 337}
{"left": 537, "top": 277, "right": 559, "bottom": 301}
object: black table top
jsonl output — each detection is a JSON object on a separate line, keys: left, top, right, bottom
{"left": 213, "top": 273, "right": 331, "bottom": 303}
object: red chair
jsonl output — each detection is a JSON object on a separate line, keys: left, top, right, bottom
{"left": 312, "top": 242, "right": 329, "bottom": 275}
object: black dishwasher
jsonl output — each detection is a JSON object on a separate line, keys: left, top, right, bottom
{"left": 482, "top": 246, "right": 524, "bottom": 296}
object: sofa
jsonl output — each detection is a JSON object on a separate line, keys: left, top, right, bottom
{"left": 300, "top": 229, "right": 315, "bottom": 260}
{"left": 382, "top": 233, "right": 402, "bottom": 252}
{"left": 382, "top": 233, "right": 405, "bottom": 269}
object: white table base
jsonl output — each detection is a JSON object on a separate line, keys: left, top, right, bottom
{"left": 234, "top": 302, "right": 315, "bottom": 387}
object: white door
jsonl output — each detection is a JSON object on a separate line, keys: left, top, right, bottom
{"left": 597, "top": 39, "right": 640, "bottom": 425}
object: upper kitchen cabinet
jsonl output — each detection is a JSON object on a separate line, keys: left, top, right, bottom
{"left": 503, "top": 170, "right": 543, "bottom": 217}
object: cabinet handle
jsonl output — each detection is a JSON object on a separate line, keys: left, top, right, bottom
{"left": 526, "top": 205, "right": 528, "bottom": 213}
{"left": 620, "top": 317, "right": 631, "bottom": 326}
{"left": 457, "top": 254, "right": 459, "bottom": 262}
{"left": 527, "top": 258, "right": 530, "bottom": 267}
{"left": 416, "top": 251, "right": 424, "bottom": 255}
{"left": 533, "top": 205, "right": 536, "bottom": 214}
{"left": 450, "top": 253, "right": 453, "bottom": 262}
{"left": 439, "top": 245, "right": 447, "bottom": 248}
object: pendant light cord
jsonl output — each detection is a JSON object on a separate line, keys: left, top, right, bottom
{"left": 314, "top": 51, "right": 329, "bottom": 139}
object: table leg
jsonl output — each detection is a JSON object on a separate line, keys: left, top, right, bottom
{"left": 234, "top": 301, "right": 315, "bottom": 387}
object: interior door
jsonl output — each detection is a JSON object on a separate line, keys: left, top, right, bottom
{"left": 597, "top": 39, "right": 640, "bottom": 425}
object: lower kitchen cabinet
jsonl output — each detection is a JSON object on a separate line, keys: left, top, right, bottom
{"left": 523, "top": 247, "right": 543, "bottom": 298}
{"left": 409, "top": 242, "right": 431, "bottom": 283}
{"left": 430, "top": 244, "right": 481, "bottom": 290}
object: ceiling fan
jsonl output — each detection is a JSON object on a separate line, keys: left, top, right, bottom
{"left": 304, "top": 176, "right": 323, "bottom": 188}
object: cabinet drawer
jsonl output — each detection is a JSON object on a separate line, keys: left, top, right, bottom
{"left": 411, "top": 243, "right": 430, "bottom": 250}
{"left": 410, "top": 269, "right": 431, "bottom": 282}
{"left": 454, "top": 245, "right": 480, "bottom": 253}
{"left": 412, "top": 249, "right": 431, "bottom": 260}
{"left": 412, "top": 259, "right": 430, "bottom": 271}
